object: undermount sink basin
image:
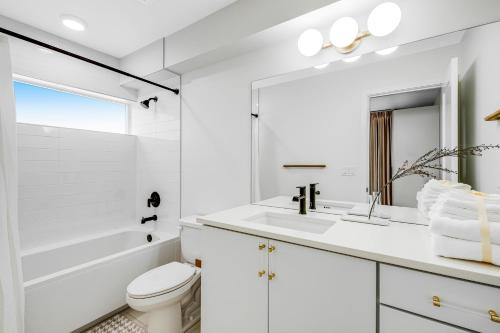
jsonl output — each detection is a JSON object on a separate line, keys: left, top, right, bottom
{"left": 243, "top": 211, "right": 335, "bottom": 234}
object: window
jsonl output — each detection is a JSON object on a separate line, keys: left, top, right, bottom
{"left": 14, "top": 81, "right": 128, "bottom": 134}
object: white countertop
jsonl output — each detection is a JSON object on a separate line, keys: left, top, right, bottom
{"left": 199, "top": 201, "right": 500, "bottom": 287}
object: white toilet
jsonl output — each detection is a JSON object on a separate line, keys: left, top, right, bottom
{"left": 127, "top": 216, "right": 202, "bottom": 333}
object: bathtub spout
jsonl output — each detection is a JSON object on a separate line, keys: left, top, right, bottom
{"left": 141, "top": 215, "right": 158, "bottom": 224}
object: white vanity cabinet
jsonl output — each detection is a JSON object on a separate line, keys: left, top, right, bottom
{"left": 380, "top": 306, "right": 468, "bottom": 333}
{"left": 201, "top": 226, "right": 376, "bottom": 333}
{"left": 380, "top": 264, "right": 500, "bottom": 333}
{"left": 268, "top": 239, "right": 376, "bottom": 332}
{"left": 201, "top": 226, "right": 269, "bottom": 333}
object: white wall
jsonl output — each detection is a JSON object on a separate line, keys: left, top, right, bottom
{"left": 129, "top": 78, "right": 181, "bottom": 234}
{"left": 460, "top": 22, "right": 500, "bottom": 193}
{"left": 391, "top": 106, "right": 440, "bottom": 207}
{"left": 17, "top": 123, "right": 136, "bottom": 250}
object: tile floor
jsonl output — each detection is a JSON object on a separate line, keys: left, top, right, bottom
{"left": 87, "top": 308, "right": 200, "bottom": 333}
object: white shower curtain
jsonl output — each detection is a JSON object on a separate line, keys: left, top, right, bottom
{"left": 0, "top": 36, "right": 24, "bottom": 333}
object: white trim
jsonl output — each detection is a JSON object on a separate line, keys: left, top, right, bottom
{"left": 367, "top": 83, "right": 444, "bottom": 100}
{"left": 13, "top": 73, "right": 134, "bottom": 104}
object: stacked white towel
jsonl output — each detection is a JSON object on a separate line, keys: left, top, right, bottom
{"left": 429, "top": 190, "right": 500, "bottom": 266}
{"left": 417, "top": 179, "right": 471, "bottom": 218}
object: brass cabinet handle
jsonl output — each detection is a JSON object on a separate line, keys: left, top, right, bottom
{"left": 258, "top": 270, "right": 266, "bottom": 278}
{"left": 490, "top": 310, "right": 500, "bottom": 323}
{"left": 268, "top": 245, "right": 276, "bottom": 253}
{"left": 432, "top": 296, "right": 499, "bottom": 324}
{"left": 258, "top": 244, "right": 266, "bottom": 250}
{"left": 268, "top": 272, "right": 276, "bottom": 280}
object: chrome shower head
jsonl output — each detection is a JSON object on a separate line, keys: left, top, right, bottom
{"left": 140, "top": 96, "right": 158, "bottom": 109}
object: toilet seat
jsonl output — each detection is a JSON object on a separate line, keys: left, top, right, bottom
{"left": 127, "top": 262, "right": 196, "bottom": 299}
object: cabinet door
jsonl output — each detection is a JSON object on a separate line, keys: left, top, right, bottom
{"left": 201, "top": 227, "right": 268, "bottom": 333}
{"left": 380, "top": 305, "right": 468, "bottom": 333}
{"left": 268, "top": 241, "right": 376, "bottom": 333}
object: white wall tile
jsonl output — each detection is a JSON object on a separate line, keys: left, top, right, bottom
{"left": 17, "top": 123, "right": 137, "bottom": 250}
{"left": 129, "top": 82, "right": 181, "bottom": 236}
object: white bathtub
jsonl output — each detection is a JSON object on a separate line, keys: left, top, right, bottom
{"left": 22, "top": 227, "right": 180, "bottom": 333}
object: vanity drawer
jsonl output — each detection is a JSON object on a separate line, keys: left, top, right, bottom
{"left": 380, "top": 305, "right": 468, "bottom": 333}
{"left": 380, "top": 264, "right": 500, "bottom": 332}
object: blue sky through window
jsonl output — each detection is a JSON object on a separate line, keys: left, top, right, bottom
{"left": 14, "top": 81, "right": 128, "bottom": 134}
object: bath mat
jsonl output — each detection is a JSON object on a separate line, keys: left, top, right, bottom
{"left": 85, "top": 313, "right": 146, "bottom": 333}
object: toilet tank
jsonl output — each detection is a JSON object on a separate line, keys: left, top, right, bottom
{"left": 179, "top": 216, "right": 203, "bottom": 265}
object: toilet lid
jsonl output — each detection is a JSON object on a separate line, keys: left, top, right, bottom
{"left": 127, "top": 262, "right": 196, "bottom": 298}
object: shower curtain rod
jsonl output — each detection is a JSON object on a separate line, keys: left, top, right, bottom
{"left": 0, "top": 27, "right": 180, "bottom": 95}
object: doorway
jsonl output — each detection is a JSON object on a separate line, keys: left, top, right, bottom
{"left": 369, "top": 86, "right": 442, "bottom": 207}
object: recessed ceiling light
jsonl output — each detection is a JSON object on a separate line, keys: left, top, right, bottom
{"left": 314, "top": 63, "right": 330, "bottom": 70}
{"left": 376, "top": 46, "right": 399, "bottom": 55}
{"left": 60, "top": 15, "right": 87, "bottom": 31}
{"left": 342, "top": 55, "right": 362, "bottom": 63}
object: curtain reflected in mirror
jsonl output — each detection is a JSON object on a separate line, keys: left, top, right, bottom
{"left": 369, "top": 111, "right": 393, "bottom": 205}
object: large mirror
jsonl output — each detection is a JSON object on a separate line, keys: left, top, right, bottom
{"left": 251, "top": 21, "right": 500, "bottom": 213}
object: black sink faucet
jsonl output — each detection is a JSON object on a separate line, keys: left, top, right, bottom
{"left": 295, "top": 186, "right": 307, "bottom": 215}
{"left": 309, "top": 183, "right": 320, "bottom": 210}
{"left": 141, "top": 215, "right": 157, "bottom": 224}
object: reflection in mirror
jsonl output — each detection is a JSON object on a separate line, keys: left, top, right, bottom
{"left": 251, "top": 21, "right": 500, "bottom": 212}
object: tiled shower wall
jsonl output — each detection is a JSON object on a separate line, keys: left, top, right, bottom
{"left": 129, "top": 83, "right": 181, "bottom": 236}
{"left": 17, "top": 123, "right": 136, "bottom": 250}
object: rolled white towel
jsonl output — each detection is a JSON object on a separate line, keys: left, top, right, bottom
{"left": 441, "top": 198, "right": 500, "bottom": 212}
{"left": 430, "top": 216, "right": 500, "bottom": 245}
{"left": 417, "top": 180, "right": 472, "bottom": 217}
{"left": 436, "top": 206, "right": 500, "bottom": 223}
{"left": 447, "top": 190, "right": 500, "bottom": 204}
{"left": 430, "top": 193, "right": 500, "bottom": 223}
{"left": 432, "top": 234, "right": 500, "bottom": 266}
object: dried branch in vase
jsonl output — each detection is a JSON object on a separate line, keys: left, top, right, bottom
{"left": 368, "top": 144, "right": 500, "bottom": 219}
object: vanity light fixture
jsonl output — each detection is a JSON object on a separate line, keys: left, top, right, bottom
{"left": 60, "top": 15, "right": 87, "bottom": 31}
{"left": 367, "top": 2, "right": 402, "bottom": 37}
{"left": 342, "top": 55, "right": 362, "bottom": 63}
{"left": 329, "top": 17, "right": 359, "bottom": 49}
{"left": 297, "top": 29, "right": 324, "bottom": 57}
{"left": 297, "top": 2, "right": 401, "bottom": 56}
{"left": 375, "top": 46, "right": 399, "bottom": 55}
{"left": 314, "top": 63, "right": 330, "bottom": 69}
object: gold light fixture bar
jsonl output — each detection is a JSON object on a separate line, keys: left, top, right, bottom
{"left": 485, "top": 109, "right": 500, "bottom": 121}
{"left": 322, "top": 31, "right": 371, "bottom": 54}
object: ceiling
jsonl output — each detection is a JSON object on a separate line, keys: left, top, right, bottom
{"left": 370, "top": 88, "right": 441, "bottom": 111}
{"left": 0, "top": 0, "right": 238, "bottom": 58}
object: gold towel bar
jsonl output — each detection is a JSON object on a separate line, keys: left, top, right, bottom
{"left": 283, "top": 164, "right": 327, "bottom": 168}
